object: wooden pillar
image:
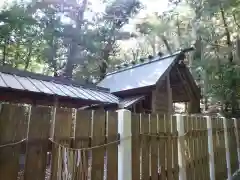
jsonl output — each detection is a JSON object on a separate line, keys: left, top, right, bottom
{"left": 50, "top": 97, "right": 58, "bottom": 138}
{"left": 151, "top": 89, "right": 157, "bottom": 113}
{"left": 188, "top": 97, "right": 200, "bottom": 113}
{"left": 151, "top": 76, "right": 173, "bottom": 115}
{"left": 166, "top": 75, "right": 173, "bottom": 116}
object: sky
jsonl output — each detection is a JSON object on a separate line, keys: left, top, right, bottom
{"left": 89, "top": 0, "right": 170, "bottom": 19}
{"left": 88, "top": 0, "right": 170, "bottom": 32}
{"left": 0, "top": 0, "right": 170, "bottom": 49}
{"left": 0, "top": 0, "right": 170, "bottom": 17}
{"left": 0, "top": 0, "right": 170, "bottom": 33}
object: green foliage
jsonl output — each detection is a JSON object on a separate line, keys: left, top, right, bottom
{"left": 0, "top": 0, "right": 141, "bottom": 80}
{"left": 2, "top": 0, "right": 240, "bottom": 115}
{"left": 118, "top": 0, "right": 240, "bottom": 114}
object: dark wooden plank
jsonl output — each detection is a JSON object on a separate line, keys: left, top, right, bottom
{"left": 50, "top": 108, "right": 73, "bottom": 180}
{"left": 195, "top": 116, "right": 202, "bottom": 180}
{"left": 74, "top": 110, "right": 92, "bottom": 179}
{"left": 150, "top": 114, "right": 158, "bottom": 180}
{"left": 158, "top": 114, "right": 166, "bottom": 180}
{"left": 106, "top": 111, "right": 118, "bottom": 180}
{"left": 203, "top": 117, "right": 210, "bottom": 180}
{"left": 24, "top": 106, "right": 51, "bottom": 180}
{"left": 132, "top": 113, "right": 140, "bottom": 180}
{"left": 188, "top": 116, "right": 195, "bottom": 180}
{"left": 141, "top": 114, "right": 150, "bottom": 180}
{"left": 171, "top": 116, "right": 178, "bottom": 180}
{"left": 90, "top": 110, "right": 106, "bottom": 180}
{"left": 166, "top": 115, "right": 173, "bottom": 180}
{"left": 0, "top": 104, "right": 28, "bottom": 180}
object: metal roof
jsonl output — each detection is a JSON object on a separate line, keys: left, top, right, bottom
{"left": 0, "top": 68, "right": 119, "bottom": 104}
{"left": 98, "top": 52, "right": 181, "bottom": 93}
{"left": 119, "top": 95, "right": 145, "bottom": 108}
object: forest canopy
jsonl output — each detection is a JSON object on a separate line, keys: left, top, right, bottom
{"left": 0, "top": 0, "right": 240, "bottom": 114}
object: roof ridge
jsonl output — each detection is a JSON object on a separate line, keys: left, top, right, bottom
{"left": 106, "top": 51, "right": 181, "bottom": 76}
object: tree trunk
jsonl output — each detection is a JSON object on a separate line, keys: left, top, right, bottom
{"left": 2, "top": 38, "right": 8, "bottom": 65}
{"left": 24, "top": 42, "right": 33, "bottom": 70}
{"left": 214, "top": 40, "right": 221, "bottom": 72}
{"left": 220, "top": 5, "right": 233, "bottom": 62}
{"left": 46, "top": 16, "right": 58, "bottom": 75}
{"left": 99, "top": 49, "right": 110, "bottom": 81}
{"left": 176, "top": 15, "right": 181, "bottom": 48}
{"left": 64, "top": 0, "right": 87, "bottom": 79}
{"left": 64, "top": 43, "right": 77, "bottom": 79}
{"left": 160, "top": 35, "right": 172, "bottom": 54}
{"left": 13, "top": 39, "right": 21, "bottom": 67}
{"left": 146, "top": 36, "right": 156, "bottom": 56}
{"left": 220, "top": 5, "right": 236, "bottom": 114}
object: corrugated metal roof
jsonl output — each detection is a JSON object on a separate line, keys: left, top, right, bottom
{"left": 98, "top": 52, "right": 181, "bottom": 93}
{"left": 28, "top": 78, "right": 54, "bottom": 94}
{"left": 1, "top": 72, "right": 23, "bottom": 90}
{"left": 119, "top": 95, "right": 145, "bottom": 108}
{"left": 0, "top": 70, "right": 120, "bottom": 104}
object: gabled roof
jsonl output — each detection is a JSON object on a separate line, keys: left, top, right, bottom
{"left": 0, "top": 66, "right": 119, "bottom": 105}
{"left": 98, "top": 50, "right": 189, "bottom": 93}
{"left": 119, "top": 95, "right": 145, "bottom": 108}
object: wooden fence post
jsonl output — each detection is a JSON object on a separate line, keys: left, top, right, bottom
{"left": 118, "top": 109, "right": 132, "bottom": 180}
{"left": 206, "top": 116, "right": 216, "bottom": 180}
{"left": 233, "top": 118, "right": 240, "bottom": 169}
{"left": 223, "top": 117, "right": 232, "bottom": 180}
{"left": 176, "top": 114, "right": 187, "bottom": 180}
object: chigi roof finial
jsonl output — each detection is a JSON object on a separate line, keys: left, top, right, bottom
{"left": 148, "top": 55, "right": 154, "bottom": 60}
{"left": 139, "top": 58, "right": 145, "bottom": 63}
{"left": 158, "top": 52, "right": 164, "bottom": 57}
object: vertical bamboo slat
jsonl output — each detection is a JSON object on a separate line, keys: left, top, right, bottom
{"left": 24, "top": 106, "right": 51, "bottom": 180}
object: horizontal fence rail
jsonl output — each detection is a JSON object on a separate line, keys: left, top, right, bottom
{"left": 0, "top": 104, "right": 239, "bottom": 180}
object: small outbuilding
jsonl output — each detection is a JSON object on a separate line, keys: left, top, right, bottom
{"left": 0, "top": 66, "right": 119, "bottom": 108}
{"left": 97, "top": 48, "right": 201, "bottom": 114}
